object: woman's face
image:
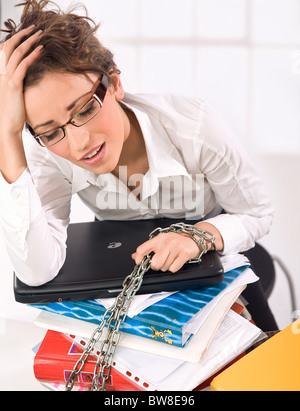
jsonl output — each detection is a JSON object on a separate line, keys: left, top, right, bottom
{"left": 24, "top": 71, "right": 130, "bottom": 175}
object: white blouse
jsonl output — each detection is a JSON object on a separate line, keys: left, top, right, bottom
{"left": 0, "top": 93, "right": 274, "bottom": 286}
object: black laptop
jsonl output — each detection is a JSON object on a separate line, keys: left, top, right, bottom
{"left": 14, "top": 219, "right": 224, "bottom": 304}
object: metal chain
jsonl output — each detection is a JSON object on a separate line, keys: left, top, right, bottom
{"left": 65, "top": 254, "right": 153, "bottom": 391}
{"left": 65, "top": 222, "right": 215, "bottom": 391}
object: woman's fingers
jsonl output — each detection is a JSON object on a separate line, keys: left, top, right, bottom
{"left": 0, "top": 25, "right": 35, "bottom": 57}
{"left": 133, "top": 237, "right": 157, "bottom": 265}
{"left": 6, "top": 29, "right": 43, "bottom": 76}
{"left": 0, "top": 48, "right": 6, "bottom": 74}
{"left": 151, "top": 247, "right": 173, "bottom": 272}
{"left": 168, "top": 254, "right": 189, "bottom": 273}
{"left": 13, "top": 44, "right": 43, "bottom": 83}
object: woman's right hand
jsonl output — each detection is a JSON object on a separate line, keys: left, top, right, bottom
{"left": 0, "top": 25, "right": 43, "bottom": 183}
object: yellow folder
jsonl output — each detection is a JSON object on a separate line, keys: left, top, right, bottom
{"left": 211, "top": 321, "right": 300, "bottom": 391}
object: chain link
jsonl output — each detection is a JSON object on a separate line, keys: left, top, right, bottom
{"left": 65, "top": 222, "right": 215, "bottom": 391}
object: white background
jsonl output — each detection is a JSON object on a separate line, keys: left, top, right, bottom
{"left": 0, "top": 0, "right": 299, "bottom": 390}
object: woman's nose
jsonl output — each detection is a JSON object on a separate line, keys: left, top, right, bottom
{"left": 66, "top": 124, "right": 91, "bottom": 155}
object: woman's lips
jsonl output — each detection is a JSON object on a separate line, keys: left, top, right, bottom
{"left": 80, "top": 143, "right": 106, "bottom": 166}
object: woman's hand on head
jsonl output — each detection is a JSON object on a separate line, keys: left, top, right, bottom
{"left": 0, "top": 26, "right": 43, "bottom": 183}
{"left": 0, "top": 26, "right": 43, "bottom": 136}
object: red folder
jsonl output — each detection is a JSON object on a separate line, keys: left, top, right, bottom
{"left": 34, "top": 330, "right": 142, "bottom": 391}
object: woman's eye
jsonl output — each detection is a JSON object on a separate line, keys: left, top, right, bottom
{"left": 76, "top": 101, "right": 97, "bottom": 118}
{"left": 42, "top": 129, "right": 61, "bottom": 141}
{"left": 45, "top": 131, "right": 59, "bottom": 140}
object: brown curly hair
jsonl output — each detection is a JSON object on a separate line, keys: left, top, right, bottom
{"left": 0, "top": 0, "right": 116, "bottom": 89}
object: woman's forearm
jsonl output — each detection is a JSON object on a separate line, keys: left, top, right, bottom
{"left": 0, "top": 131, "right": 27, "bottom": 184}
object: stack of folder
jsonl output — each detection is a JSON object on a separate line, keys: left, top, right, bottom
{"left": 30, "top": 255, "right": 267, "bottom": 391}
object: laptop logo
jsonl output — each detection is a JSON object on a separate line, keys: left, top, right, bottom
{"left": 108, "top": 242, "right": 122, "bottom": 249}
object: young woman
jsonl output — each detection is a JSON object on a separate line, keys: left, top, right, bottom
{"left": 0, "top": 1, "right": 276, "bottom": 330}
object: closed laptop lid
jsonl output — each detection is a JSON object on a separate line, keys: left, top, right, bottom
{"left": 14, "top": 219, "right": 224, "bottom": 303}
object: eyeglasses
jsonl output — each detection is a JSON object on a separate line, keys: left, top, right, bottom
{"left": 28, "top": 75, "right": 109, "bottom": 148}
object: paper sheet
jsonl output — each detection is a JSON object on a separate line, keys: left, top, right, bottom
{"left": 96, "top": 290, "right": 178, "bottom": 318}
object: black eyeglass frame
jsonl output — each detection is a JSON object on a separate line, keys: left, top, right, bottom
{"left": 27, "top": 74, "right": 109, "bottom": 148}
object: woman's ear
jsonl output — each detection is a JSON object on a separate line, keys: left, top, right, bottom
{"left": 110, "top": 68, "right": 125, "bottom": 101}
